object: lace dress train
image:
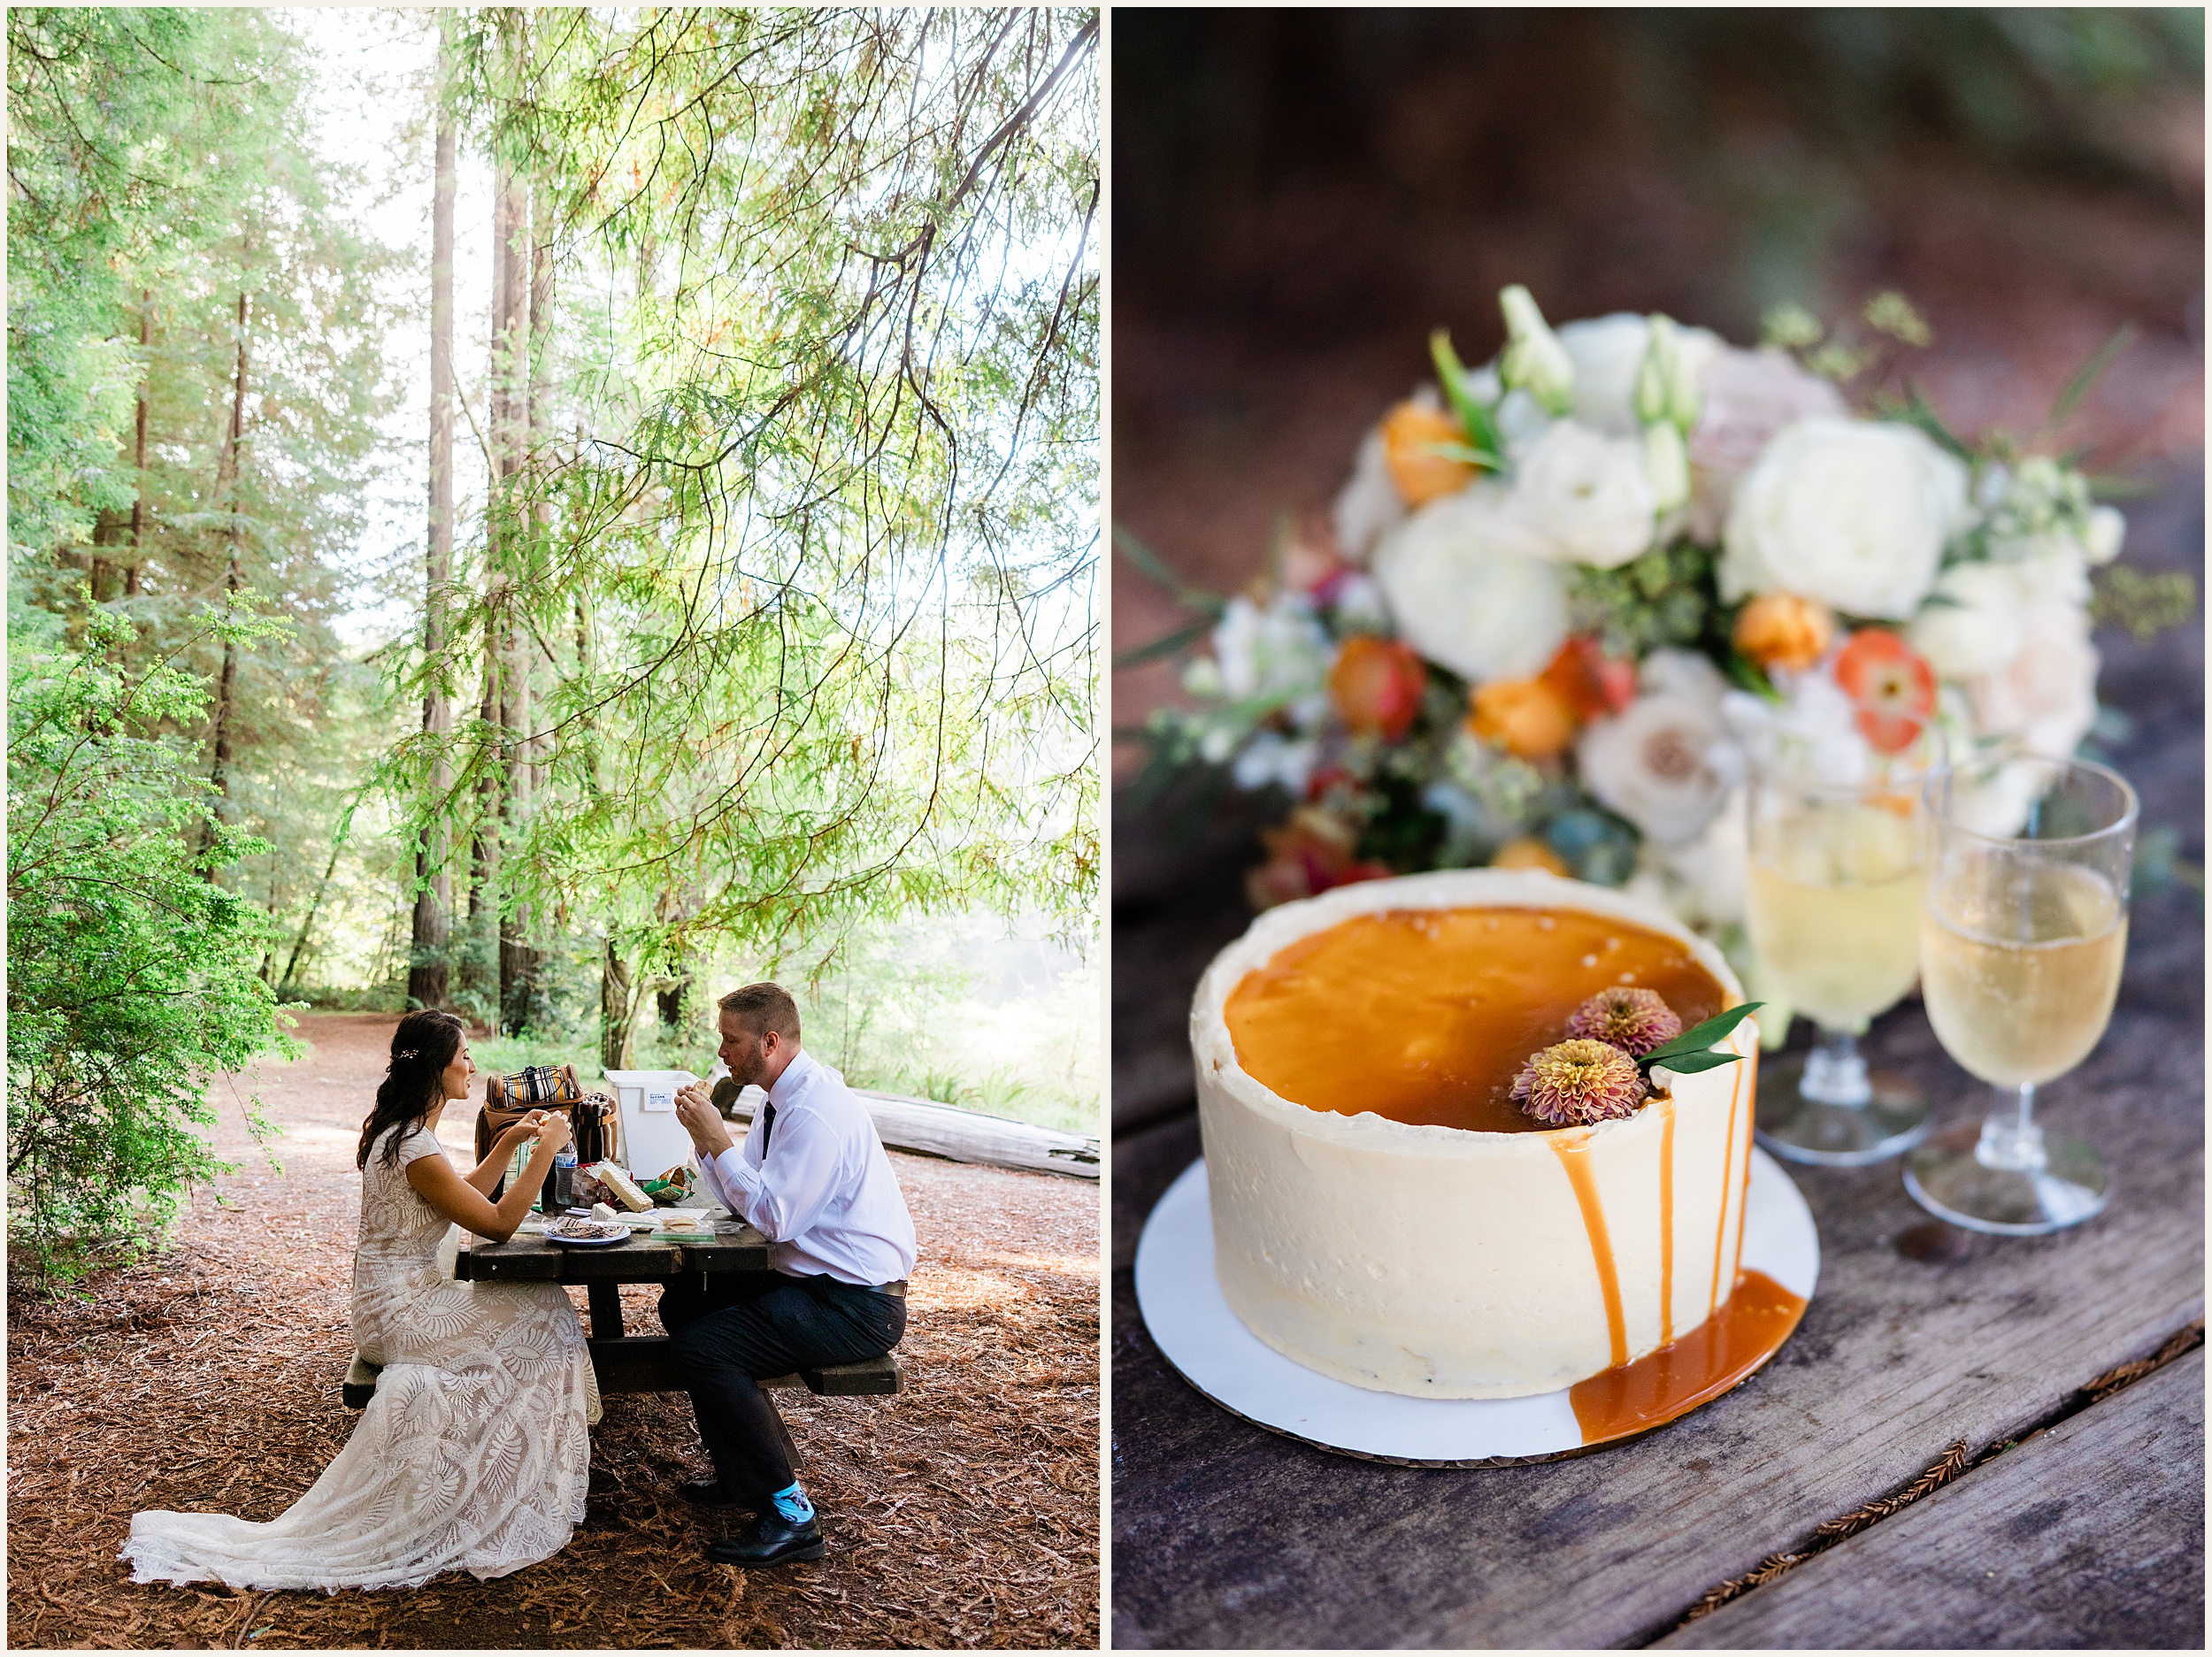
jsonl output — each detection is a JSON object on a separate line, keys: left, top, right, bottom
{"left": 121, "top": 1124, "right": 596, "bottom": 1592}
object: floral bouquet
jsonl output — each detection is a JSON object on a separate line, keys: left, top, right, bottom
{"left": 1135, "top": 285, "right": 2160, "bottom": 1035}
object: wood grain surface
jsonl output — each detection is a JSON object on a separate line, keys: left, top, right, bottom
{"left": 1109, "top": 472, "right": 2205, "bottom": 1650}
{"left": 1655, "top": 1348, "right": 2206, "bottom": 1649}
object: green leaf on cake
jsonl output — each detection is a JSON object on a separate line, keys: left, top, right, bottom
{"left": 1640, "top": 1002, "right": 1765, "bottom": 1078}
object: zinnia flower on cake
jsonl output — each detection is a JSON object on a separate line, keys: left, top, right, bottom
{"left": 1565, "top": 988, "right": 1683, "bottom": 1057}
{"left": 1510, "top": 1039, "right": 1649, "bottom": 1127}
{"left": 1720, "top": 418, "right": 1970, "bottom": 620}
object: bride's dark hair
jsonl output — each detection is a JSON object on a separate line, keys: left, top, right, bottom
{"left": 358, "top": 1009, "right": 470, "bottom": 1169}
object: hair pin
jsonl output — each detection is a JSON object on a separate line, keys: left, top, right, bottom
{"left": 397, "top": 1049, "right": 419, "bottom": 1060}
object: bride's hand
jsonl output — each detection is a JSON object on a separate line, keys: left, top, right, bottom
{"left": 498, "top": 1109, "right": 551, "bottom": 1146}
{"left": 529, "top": 1113, "right": 572, "bottom": 1158}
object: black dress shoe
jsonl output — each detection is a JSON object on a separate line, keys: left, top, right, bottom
{"left": 678, "top": 1479, "right": 750, "bottom": 1512}
{"left": 704, "top": 1512, "right": 826, "bottom": 1566}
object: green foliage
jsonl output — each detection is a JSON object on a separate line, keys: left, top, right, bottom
{"left": 7, "top": 603, "right": 298, "bottom": 1278}
{"left": 2093, "top": 564, "right": 2199, "bottom": 641}
{"left": 390, "top": 9, "right": 1102, "bottom": 1024}
{"left": 1567, "top": 541, "right": 1718, "bottom": 659}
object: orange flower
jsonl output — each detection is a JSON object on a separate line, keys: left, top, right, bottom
{"left": 1540, "top": 636, "right": 1637, "bottom": 720}
{"left": 1468, "top": 676, "right": 1578, "bottom": 760}
{"left": 1490, "top": 837, "right": 1571, "bottom": 877}
{"left": 1329, "top": 635, "right": 1428, "bottom": 741}
{"left": 1382, "top": 402, "right": 1477, "bottom": 508}
{"left": 1246, "top": 807, "right": 1392, "bottom": 910}
{"left": 1834, "top": 628, "right": 1937, "bottom": 754}
{"left": 1733, "top": 593, "right": 1837, "bottom": 673}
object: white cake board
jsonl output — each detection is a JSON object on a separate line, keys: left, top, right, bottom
{"left": 1134, "top": 1145, "right": 1820, "bottom": 1466}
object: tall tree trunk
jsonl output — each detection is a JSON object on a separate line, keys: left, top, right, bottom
{"left": 280, "top": 827, "right": 347, "bottom": 997}
{"left": 601, "top": 940, "right": 635, "bottom": 1070}
{"left": 125, "top": 292, "right": 150, "bottom": 596}
{"left": 657, "top": 976, "right": 691, "bottom": 1032}
{"left": 492, "top": 144, "right": 539, "bottom": 1033}
{"left": 410, "top": 37, "right": 458, "bottom": 1013}
{"left": 200, "top": 291, "right": 250, "bottom": 865}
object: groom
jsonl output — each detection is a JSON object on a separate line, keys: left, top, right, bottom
{"left": 665, "top": 982, "right": 918, "bottom": 1566}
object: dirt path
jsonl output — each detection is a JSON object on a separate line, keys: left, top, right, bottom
{"left": 7, "top": 1014, "right": 1101, "bottom": 1649}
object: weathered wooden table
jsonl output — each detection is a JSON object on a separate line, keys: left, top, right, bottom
{"left": 1110, "top": 474, "right": 2205, "bottom": 1648}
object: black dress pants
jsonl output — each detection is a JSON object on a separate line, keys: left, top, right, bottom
{"left": 661, "top": 1272, "right": 905, "bottom": 1506}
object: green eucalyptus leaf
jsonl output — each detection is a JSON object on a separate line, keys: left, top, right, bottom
{"left": 1640, "top": 1001, "right": 1765, "bottom": 1066}
{"left": 1647, "top": 1050, "right": 1744, "bottom": 1077}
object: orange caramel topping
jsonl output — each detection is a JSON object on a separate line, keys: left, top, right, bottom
{"left": 1223, "top": 906, "right": 1726, "bottom": 1133}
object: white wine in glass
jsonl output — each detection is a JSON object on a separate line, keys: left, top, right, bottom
{"left": 1907, "top": 757, "right": 2136, "bottom": 1234}
{"left": 1747, "top": 767, "right": 1934, "bottom": 1166}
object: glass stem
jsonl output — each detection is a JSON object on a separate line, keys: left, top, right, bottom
{"left": 1798, "top": 1025, "right": 1873, "bottom": 1108}
{"left": 1978, "top": 1082, "right": 2048, "bottom": 1172}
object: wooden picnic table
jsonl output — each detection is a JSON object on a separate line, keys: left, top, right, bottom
{"left": 1110, "top": 471, "right": 2205, "bottom": 1648}
{"left": 458, "top": 1213, "right": 772, "bottom": 1392}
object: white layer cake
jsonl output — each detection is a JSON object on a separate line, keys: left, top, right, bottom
{"left": 1189, "top": 867, "right": 1759, "bottom": 1400}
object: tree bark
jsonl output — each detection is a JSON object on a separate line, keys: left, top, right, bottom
{"left": 492, "top": 139, "right": 540, "bottom": 1033}
{"left": 657, "top": 976, "right": 691, "bottom": 1031}
{"left": 601, "top": 939, "right": 635, "bottom": 1070}
{"left": 280, "top": 827, "right": 347, "bottom": 997}
{"left": 125, "top": 291, "right": 150, "bottom": 596}
{"left": 200, "top": 290, "right": 250, "bottom": 865}
{"left": 410, "top": 32, "right": 458, "bottom": 1013}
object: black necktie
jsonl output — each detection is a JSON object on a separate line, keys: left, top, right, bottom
{"left": 759, "top": 1100, "right": 777, "bottom": 1156}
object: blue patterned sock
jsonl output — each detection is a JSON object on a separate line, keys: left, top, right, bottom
{"left": 770, "top": 1481, "right": 815, "bottom": 1525}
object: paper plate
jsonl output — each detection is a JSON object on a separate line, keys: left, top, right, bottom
{"left": 1133, "top": 1147, "right": 1819, "bottom": 1465}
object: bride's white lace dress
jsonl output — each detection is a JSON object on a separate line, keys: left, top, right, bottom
{"left": 121, "top": 1123, "right": 599, "bottom": 1591}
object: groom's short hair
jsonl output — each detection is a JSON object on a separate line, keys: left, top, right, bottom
{"left": 718, "top": 982, "right": 802, "bottom": 1044}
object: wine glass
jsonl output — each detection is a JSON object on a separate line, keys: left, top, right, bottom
{"left": 1905, "top": 756, "right": 2135, "bottom": 1234}
{"left": 1746, "top": 751, "right": 1937, "bottom": 1165}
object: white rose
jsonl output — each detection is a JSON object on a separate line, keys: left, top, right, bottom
{"left": 1721, "top": 418, "right": 1970, "bottom": 620}
{"left": 1512, "top": 419, "right": 1658, "bottom": 569}
{"left": 1907, "top": 562, "right": 2027, "bottom": 679}
{"left": 1576, "top": 650, "right": 1735, "bottom": 848}
{"left": 1372, "top": 484, "right": 1568, "bottom": 685}
{"left": 1208, "top": 594, "right": 1332, "bottom": 703}
{"left": 1687, "top": 348, "right": 1847, "bottom": 542}
{"left": 1555, "top": 313, "right": 1724, "bottom": 438}
{"left": 1332, "top": 422, "right": 1406, "bottom": 566}
{"left": 1964, "top": 595, "right": 2100, "bottom": 763}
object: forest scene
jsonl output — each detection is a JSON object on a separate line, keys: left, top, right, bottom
{"left": 10, "top": 8, "right": 1100, "bottom": 1647}
{"left": 11, "top": 4, "right": 1101, "bottom": 1271}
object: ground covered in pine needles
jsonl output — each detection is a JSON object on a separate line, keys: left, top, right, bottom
{"left": 7, "top": 1014, "right": 1101, "bottom": 1650}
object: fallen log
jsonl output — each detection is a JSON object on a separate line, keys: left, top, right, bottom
{"left": 721, "top": 1087, "right": 1101, "bottom": 1181}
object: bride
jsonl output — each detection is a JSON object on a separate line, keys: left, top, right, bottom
{"left": 123, "top": 1009, "right": 602, "bottom": 1591}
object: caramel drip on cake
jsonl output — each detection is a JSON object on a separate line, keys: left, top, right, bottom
{"left": 1570, "top": 1268, "right": 1807, "bottom": 1443}
{"left": 1657, "top": 1092, "right": 1677, "bottom": 1346}
{"left": 1710, "top": 1057, "right": 1744, "bottom": 1319}
{"left": 1224, "top": 908, "right": 1724, "bottom": 1132}
{"left": 1732, "top": 1046, "right": 1759, "bottom": 1285}
{"left": 1551, "top": 1134, "right": 1627, "bottom": 1369}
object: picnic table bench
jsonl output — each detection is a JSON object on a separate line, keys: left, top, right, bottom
{"left": 1108, "top": 468, "right": 2205, "bottom": 1650}
{"left": 342, "top": 1216, "right": 901, "bottom": 1415}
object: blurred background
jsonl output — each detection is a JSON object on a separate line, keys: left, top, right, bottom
{"left": 1112, "top": 7, "right": 2204, "bottom": 1132}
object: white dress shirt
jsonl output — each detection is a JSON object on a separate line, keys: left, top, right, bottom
{"left": 696, "top": 1048, "right": 918, "bottom": 1285}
